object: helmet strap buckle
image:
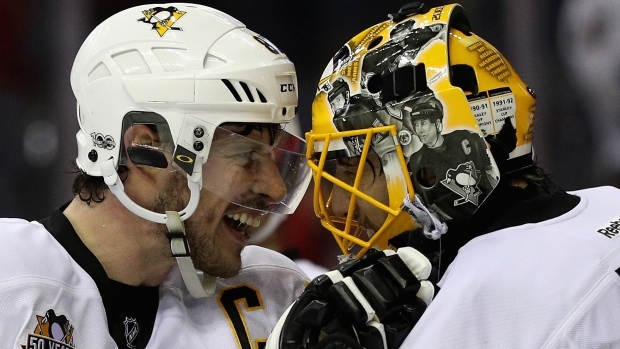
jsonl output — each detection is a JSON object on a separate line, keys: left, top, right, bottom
{"left": 401, "top": 195, "right": 448, "bottom": 240}
{"left": 165, "top": 211, "right": 217, "bottom": 298}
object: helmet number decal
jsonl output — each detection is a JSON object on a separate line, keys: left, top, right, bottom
{"left": 90, "top": 132, "right": 116, "bottom": 150}
{"left": 173, "top": 145, "right": 196, "bottom": 175}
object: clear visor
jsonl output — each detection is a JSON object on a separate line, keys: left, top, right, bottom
{"left": 121, "top": 114, "right": 310, "bottom": 215}
{"left": 201, "top": 124, "right": 311, "bottom": 215}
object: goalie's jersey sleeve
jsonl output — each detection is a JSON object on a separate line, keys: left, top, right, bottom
{"left": 0, "top": 218, "right": 117, "bottom": 348}
{"left": 402, "top": 186, "right": 620, "bottom": 348}
{"left": 149, "top": 245, "right": 309, "bottom": 348}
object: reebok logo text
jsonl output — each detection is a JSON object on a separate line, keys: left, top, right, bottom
{"left": 596, "top": 218, "right": 620, "bottom": 239}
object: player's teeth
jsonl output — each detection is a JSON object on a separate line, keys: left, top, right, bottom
{"left": 247, "top": 215, "right": 260, "bottom": 228}
{"left": 251, "top": 217, "right": 261, "bottom": 228}
{"left": 226, "top": 213, "right": 261, "bottom": 228}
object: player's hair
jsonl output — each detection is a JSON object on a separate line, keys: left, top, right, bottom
{"left": 71, "top": 164, "right": 128, "bottom": 205}
{"left": 328, "top": 78, "right": 350, "bottom": 102}
{"left": 506, "top": 164, "right": 557, "bottom": 195}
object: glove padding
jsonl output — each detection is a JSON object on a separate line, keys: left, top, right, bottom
{"left": 266, "top": 247, "right": 434, "bottom": 349}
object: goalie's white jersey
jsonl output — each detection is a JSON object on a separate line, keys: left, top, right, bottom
{"left": 403, "top": 186, "right": 620, "bottom": 348}
{"left": 0, "top": 218, "right": 307, "bottom": 348}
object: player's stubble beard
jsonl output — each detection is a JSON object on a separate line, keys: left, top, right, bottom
{"left": 150, "top": 171, "right": 243, "bottom": 279}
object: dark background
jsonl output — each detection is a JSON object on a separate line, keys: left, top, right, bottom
{"left": 0, "top": 0, "right": 611, "bottom": 267}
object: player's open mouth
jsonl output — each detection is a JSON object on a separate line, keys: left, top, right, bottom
{"left": 224, "top": 213, "right": 261, "bottom": 238}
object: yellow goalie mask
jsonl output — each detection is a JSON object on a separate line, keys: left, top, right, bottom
{"left": 307, "top": 3, "right": 537, "bottom": 258}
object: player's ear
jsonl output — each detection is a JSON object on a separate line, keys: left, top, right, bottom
{"left": 435, "top": 119, "right": 443, "bottom": 133}
{"left": 124, "top": 124, "right": 160, "bottom": 147}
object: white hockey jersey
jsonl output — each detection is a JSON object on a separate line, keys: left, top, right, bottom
{"left": 401, "top": 186, "right": 620, "bottom": 348}
{"left": 0, "top": 217, "right": 308, "bottom": 348}
{"left": 151, "top": 248, "right": 309, "bottom": 348}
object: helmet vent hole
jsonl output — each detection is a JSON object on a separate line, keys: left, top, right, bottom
{"left": 239, "top": 81, "right": 255, "bottom": 102}
{"left": 222, "top": 79, "right": 242, "bottom": 102}
{"left": 88, "top": 62, "right": 111, "bottom": 84}
{"left": 112, "top": 50, "right": 151, "bottom": 75}
{"left": 367, "top": 74, "right": 382, "bottom": 94}
{"left": 451, "top": 64, "right": 478, "bottom": 95}
{"left": 282, "top": 107, "right": 287, "bottom": 116}
{"left": 257, "top": 90, "right": 267, "bottom": 103}
{"left": 367, "top": 36, "right": 384, "bottom": 50}
{"left": 416, "top": 167, "right": 436, "bottom": 188}
{"left": 204, "top": 54, "right": 226, "bottom": 69}
{"left": 153, "top": 47, "right": 187, "bottom": 72}
{"left": 222, "top": 79, "right": 267, "bottom": 103}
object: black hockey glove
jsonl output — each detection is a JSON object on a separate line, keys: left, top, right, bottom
{"left": 266, "top": 247, "right": 434, "bottom": 349}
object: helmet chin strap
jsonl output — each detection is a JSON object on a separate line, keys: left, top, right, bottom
{"left": 165, "top": 211, "right": 217, "bottom": 298}
{"left": 100, "top": 158, "right": 216, "bottom": 298}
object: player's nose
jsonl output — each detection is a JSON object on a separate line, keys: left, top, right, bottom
{"left": 252, "top": 153, "right": 287, "bottom": 206}
{"left": 327, "top": 184, "right": 353, "bottom": 218}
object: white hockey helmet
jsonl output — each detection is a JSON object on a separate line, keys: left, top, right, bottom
{"left": 71, "top": 3, "right": 309, "bottom": 222}
{"left": 70, "top": 3, "right": 310, "bottom": 297}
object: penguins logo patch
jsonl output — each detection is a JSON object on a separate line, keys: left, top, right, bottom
{"left": 138, "top": 6, "right": 186, "bottom": 37}
{"left": 20, "top": 309, "right": 75, "bottom": 349}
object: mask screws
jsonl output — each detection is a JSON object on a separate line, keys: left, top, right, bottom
{"left": 88, "top": 149, "right": 98, "bottom": 162}
{"left": 194, "top": 127, "right": 205, "bottom": 138}
{"left": 193, "top": 141, "right": 204, "bottom": 151}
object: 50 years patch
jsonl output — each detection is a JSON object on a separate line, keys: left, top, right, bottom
{"left": 20, "top": 309, "right": 75, "bottom": 349}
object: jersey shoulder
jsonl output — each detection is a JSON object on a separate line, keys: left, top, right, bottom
{"left": 406, "top": 186, "right": 620, "bottom": 348}
{"left": 0, "top": 218, "right": 92, "bottom": 283}
{"left": 218, "top": 245, "right": 309, "bottom": 300}
{"left": 240, "top": 245, "right": 310, "bottom": 278}
{"left": 0, "top": 219, "right": 113, "bottom": 348}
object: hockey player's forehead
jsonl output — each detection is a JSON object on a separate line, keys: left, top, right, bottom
{"left": 213, "top": 124, "right": 281, "bottom": 146}
{"left": 337, "top": 156, "right": 361, "bottom": 167}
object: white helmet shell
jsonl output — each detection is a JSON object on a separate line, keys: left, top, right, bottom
{"left": 70, "top": 3, "right": 306, "bottom": 298}
{"left": 71, "top": 3, "right": 298, "bottom": 177}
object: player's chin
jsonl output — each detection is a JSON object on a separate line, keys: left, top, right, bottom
{"left": 197, "top": 247, "right": 244, "bottom": 279}
{"left": 222, "top": 246, "right": 244, "bottom": 276}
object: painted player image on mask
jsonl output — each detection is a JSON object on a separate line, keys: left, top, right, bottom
{"left": 315, "top": 11, "right": 499, "bottom": 223}
{"left": 403, "top": 91, "right": 497, "bottom": 220}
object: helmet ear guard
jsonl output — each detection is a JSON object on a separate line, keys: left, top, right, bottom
{"left": 120, "top": 112, "right": 175, "bottom": 170}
